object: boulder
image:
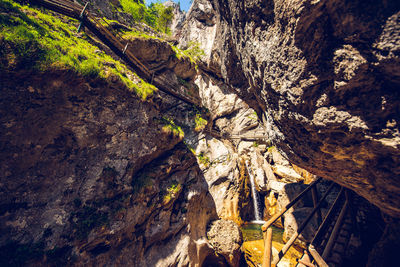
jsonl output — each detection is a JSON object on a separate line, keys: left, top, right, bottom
{"left": 272, "top": 165, "right": 304, "bottom": 183}
{"left": 207, "top": 219, "right": 243, "bottom": 267}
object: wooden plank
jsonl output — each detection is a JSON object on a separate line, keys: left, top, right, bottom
{"left": 308, "top": 245, "right": 329, "bottom": 267}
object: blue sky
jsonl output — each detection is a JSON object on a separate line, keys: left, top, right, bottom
{"left": 146, "top": 0, "right": 192, "bottom": 12}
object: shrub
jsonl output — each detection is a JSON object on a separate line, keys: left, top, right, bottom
{"left": 172, "top": 41, "right": 205, "bottom": 63}
{"left": 120, "top": 0, "right": 174, "bottom": 34}
{"left": 194, "top": 113, "right": 207, "bottom": 132}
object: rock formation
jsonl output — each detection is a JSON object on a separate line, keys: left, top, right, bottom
{"left": 1, "top": 0, "right": 400, "bottom": 266}
{"left": 164, "top": 0, "right": 186, "bottom": 33}
{"left": 182, "top": 0, "right": 400, "bottom": 218}
{"left": 0, "top": 69, "right": 218, "bottom": 266}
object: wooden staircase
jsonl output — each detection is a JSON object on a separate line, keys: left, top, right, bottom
{"left": 296, "top": 188, "right": 355, "bottom": 267}
{"left": 260, "top": 180, "right": 367, "bottom": 267}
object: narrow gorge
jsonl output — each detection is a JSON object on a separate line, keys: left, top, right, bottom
{"left": 0, "top": 0, "right": 399, "bottom": 266}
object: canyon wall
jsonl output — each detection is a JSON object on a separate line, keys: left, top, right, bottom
{"left": 182, "top": 0, "right": 400, "bottom": 218}
{"left": 0, "top": 70, "right": 221, "bottom": 266}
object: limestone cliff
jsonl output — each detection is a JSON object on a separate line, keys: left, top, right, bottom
{"left": 0, "top": 2, "right": 224, "bottom": 266}
{"left": 0, "top": 69, "right": 220, "bottom": 266}
{"left": 182, "top": 0, "right": 400, "bottom": 218}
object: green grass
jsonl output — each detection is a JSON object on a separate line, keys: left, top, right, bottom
{"left": 197, "top": 151, "right": 210, "bottom": 167}
{"left": 0, "top": 0, "right": 156, "bottom": 100}
{"left": 172, "top": 41, "right": 205, "bottom": 64}
{"left": 122, "top": 27, "right": 161, "bottom": 40}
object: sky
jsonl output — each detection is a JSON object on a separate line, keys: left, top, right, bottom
{"left": 146, "top": 0, "right": 192, "bottom": 12}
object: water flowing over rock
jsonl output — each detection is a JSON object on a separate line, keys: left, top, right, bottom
{"left": 2, "top": 0, "right": 400, "bottom": 266}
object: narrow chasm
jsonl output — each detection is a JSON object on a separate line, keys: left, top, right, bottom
{"left": 0, "top": 0, "right": 399, "bottom": 266}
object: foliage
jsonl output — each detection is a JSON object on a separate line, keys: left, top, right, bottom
{"left": 247, "top": 111, "right": 258, "bottom": 121}
{"left": 120, "top": 0, "right": 174, "bottom": 34}
{"left": 153, "top": 2, "right": 174, "bottom": 33}
{"left": 161, "top": 116, "right": 184, "bottom": 139}
{"left": 195, "top": 113, "right": 208, "bottom": 132}
{"left": 162, "top": 180, "right": 182, "bottom": 204}
{"left": 122, "top": 27, "right": 161, "bottom": 40}
{"left": 172, "top": 41, "right": 205, "bottom": 63}
{"left": 197, "top": 151, "right": 210, "bottom": 167}
{"left": 0, "top": 0, "right": 155, "bottom": 100}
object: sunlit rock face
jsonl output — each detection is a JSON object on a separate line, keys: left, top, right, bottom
{"left": 204, "top": 0, "right": 400, "bottom": 217}
{"left": 163, "top": 0, "right": 186, "bottom": 33}
{"left": 0, "top": 71, "right": 218, "bottom": 266}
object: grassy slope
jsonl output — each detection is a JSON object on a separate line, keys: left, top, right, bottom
{"left": 0, "top": 0, "right": 156, "bottom": 100}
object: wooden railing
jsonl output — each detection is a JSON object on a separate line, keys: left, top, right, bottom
{"left": 261, "top": 179, "right": 351, "bottom": 267}
{"left": 30, "top": 0, "right": 201, "bottom": 106}
{"left": 204, "top": 129, "right": 269, "bottom": 140}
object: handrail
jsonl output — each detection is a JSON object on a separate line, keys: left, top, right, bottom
{"left": 321, "top": 189, "right": 348, "bottom": 259}
{"left": 271, "top": 183, "right": 335, "bottom": 265}
{"left": 310, "top": 187, "right": 344, "bottom": 246}
{"left": 311, "top": 186, "right": 322, "bottom": 225}
{"left": 308, "top": 245, "right": 328, "bottom": 267}
{"left": 261, "top": 178, "right": 322, "bottom": 232}
{"left": 30, "top": 0, "right": 201, "bottom": 106}
{"left": 260, "top": 178, "right": 322, "bottom": 266}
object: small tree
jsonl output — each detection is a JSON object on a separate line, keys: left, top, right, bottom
{"left": 158, "top": 6, "right": 174, "bottom": 33}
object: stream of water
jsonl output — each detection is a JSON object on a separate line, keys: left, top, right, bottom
{"left": 241, "top": 223, "right": 284, "bottom": 242}
{"left": 245, "top": 160, "right": 263, "bottom": 223}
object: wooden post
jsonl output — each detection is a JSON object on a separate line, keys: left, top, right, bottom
{"left": 272, "top": 183, "right": 335, "bottom": 265}
{"left": 262, "top": 227, "right": 273, "bottom": 267}
{"left": 262, "top": 178, "right": 322, "bottom": 232}
{"left": 308, "top": 245, "right": 329, "bottom": 267}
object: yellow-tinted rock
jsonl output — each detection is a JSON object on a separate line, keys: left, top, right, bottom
{"left": 242, "top": 239, "right": 302, "bottom": 267}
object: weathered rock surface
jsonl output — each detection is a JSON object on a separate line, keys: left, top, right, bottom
{"left": 189, "top": 73, "right": 256, "bottom": 224}
{"left": 206, "top": 219, "right": 243, "bottom": 267}
{"left": 164, "top": 0, "right": 186, "bottom": 34}
{"left": 196, "top": 0, "right": 400, "bottom": 217}
{"left": 0, "top": 71, "right": 217, "bottom": 266}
